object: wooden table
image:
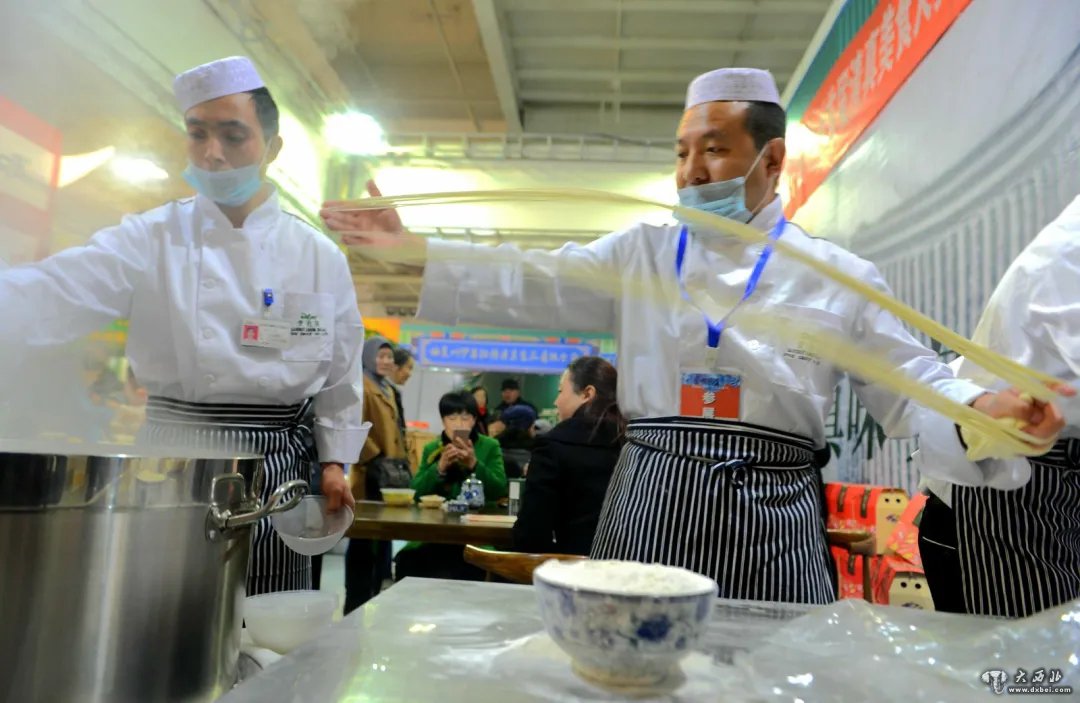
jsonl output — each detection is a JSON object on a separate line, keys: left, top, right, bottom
{"left": 345, "top": 501, "right": 516, "bottom": 547}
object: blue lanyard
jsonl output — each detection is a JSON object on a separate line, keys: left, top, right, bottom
{"left": 675, "top": 215, "right": 785, "bottom": 348}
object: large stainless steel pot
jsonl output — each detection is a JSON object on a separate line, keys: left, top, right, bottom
{"left": 0, "top": 441, "right": 308, "bottom": 703}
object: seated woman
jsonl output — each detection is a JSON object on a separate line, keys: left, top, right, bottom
{"left": 396, "top": 390, "right": 507, "bottom": 580}
{"left": 513, "top": 356, "right": 625, "bottom": 555}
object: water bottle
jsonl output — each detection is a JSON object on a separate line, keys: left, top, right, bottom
{"left": 461, "top": 476, "right": 485, "bottom": 509}
{"left": 507, "top": 479, "right": 523, "bottom": 516}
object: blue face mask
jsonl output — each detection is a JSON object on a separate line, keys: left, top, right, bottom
{"left": 675, "top": 147, "right": 767, "bottom": 225}
{"left": 183, "top": 157, "right": 265, "bottom": 208}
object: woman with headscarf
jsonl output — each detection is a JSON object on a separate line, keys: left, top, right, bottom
{"left": 344, "top": 335, "right": 410, "bottom": 613}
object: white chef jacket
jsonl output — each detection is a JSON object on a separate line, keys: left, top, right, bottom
{"left": 0, "top": 189, "right": 367, "bottom": 464}
{"left": 919, "top": 194, "right": 1080, "bottom": 503}
{"left": 420, "top": 195, "right": 984, "bottom": 449}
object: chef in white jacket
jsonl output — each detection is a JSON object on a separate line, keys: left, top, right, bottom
{"left": 0, "top": 57, "right": 366, "bottom": 595}
{"left": 322, "top": 68, "right": 1062, "bottom": 604}
{"left": 917, "top": 195, "right": 1080, "bottom": 618}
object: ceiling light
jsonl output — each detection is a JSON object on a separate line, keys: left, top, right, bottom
{"left": 58, "top": 146, "right": 116, "bottom": 188}
{"left": 324, "top": 111, "right": 388, "bottom": 155}
{"left": 110, "top": 156, "right": 168, "bottom": 184}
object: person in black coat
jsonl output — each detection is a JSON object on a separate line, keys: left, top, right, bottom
{"left": 498, "top": 404, "right": 537, "bottom": 479}
{"left": 513, "top": 356, "right": 625, "bottom": 555}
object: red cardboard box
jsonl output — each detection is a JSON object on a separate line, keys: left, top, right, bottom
{"left": 832, "top": 545, "right": 864, "bottom": 600}
{"left": 831, "top": 545, "right": 882, "bottom": 602}
{"left": 885, "top": 493, "right": 928, "bottom": 568}
{"left": 873, "top": 554, "right": 934, "bottom": 609}
{"left": 824, "top": 483, "right": 909, "bottom": 553}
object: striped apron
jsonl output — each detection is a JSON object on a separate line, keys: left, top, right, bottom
{"left": 953, "top": 437, "right": 1080, "bottom": 618}
{"left": 141, "top": 396, "right": 315, "bottom": 596}
{"left": 590, "top": 417, "right": 836, "bottom": 604}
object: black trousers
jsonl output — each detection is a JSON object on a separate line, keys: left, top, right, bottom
{"left": 311, "top": 554, "right": 323, "bottom": 590}
{"left": 344, "top": 539, "right": 391, "bottom": 614}
{"left": 918, "top": 491, "right": 966, "bottom": 614}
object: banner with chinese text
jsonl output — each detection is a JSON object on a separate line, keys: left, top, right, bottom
{"left": 417, "top": 338, "right": 596, "bottom": 374}
{"left": 784, "top": 0, "right": 973, "bottom": 219}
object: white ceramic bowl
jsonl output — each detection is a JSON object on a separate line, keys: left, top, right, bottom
{"left": 418, "top": 494, "right": 446, "bottom": 509}
{"left": 271, "top": 496, "right": 353, "bottom": 556}
{"left": 244, "top": 590, "right": 337, "bottom": 654}
{"left": 381, "top": 488, "right": 415, "bottom": 506}
{"left": 533, "top": 560, "right": 718, "bottom": 687}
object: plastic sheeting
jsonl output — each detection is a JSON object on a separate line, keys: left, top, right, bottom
{"left": 731, "top": 598, "right": 1080, "bottom": 701}
{"left": 222, "top": 578, "right": 1080, "bottom": 702}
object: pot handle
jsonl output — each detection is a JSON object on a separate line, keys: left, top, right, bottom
{"left": 207, "top": 476, "right": 310, "bottom": 540}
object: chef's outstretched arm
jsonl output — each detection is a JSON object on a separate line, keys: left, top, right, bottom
{"left": 0, "top": 216, "right": 150, "bottom": 360}
{"left": 846, "top": 260, "right": 987, "bottom": 434}
{"left": 313, "top": 250, "right": 367, "bottom": 510}
{"left": 846, "top": 261, "right": 1070, "bottom": 486}
{"left": 321, "top": 180, "right": 620, "bottom": 333}
{"left": 916, "top": 261, "right": 1078, "bottom": 488}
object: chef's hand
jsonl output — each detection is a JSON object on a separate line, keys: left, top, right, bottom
{"left": 321, "top": 181, "right": 427, "bottom": 263}
{"left": 452, "top": 437, "right": 477, "bottom": 470}
{"left": 320, "top": 463, "right": 355, "bottom": 511}
{"left": 970, "top": 384, "right": 1074, "bottom": 448}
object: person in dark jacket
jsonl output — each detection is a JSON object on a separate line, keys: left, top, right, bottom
{"left": 498, "top": 404, "right": 537, "bottom": 479}
{"left": 513, "top": 356, "right": 625, "bottom": 555}
{"left": 491, "top": 378, "right": 538, "bottom": 435}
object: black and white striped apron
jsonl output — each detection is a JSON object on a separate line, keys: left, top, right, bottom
{"left": 953, "top": 437, "right": 1080, "bottom": 618}
{"left": 590, "top": 417, "right": 836, "bottom": 604}
{"left": 141, "top": 396, "right": 314, "bottom": 596}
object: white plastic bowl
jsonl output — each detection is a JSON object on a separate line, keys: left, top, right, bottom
{"left": 381, "top": 488, "right": 415, "bottom": 506}
{"left": 271, "top": 496, "right": 353, "bottom": 556}
{"left": 533, "top": 560, "right": 718, "bottom": 687}
{"left": 244, "top": 590, "right": 337, "bottom": 654}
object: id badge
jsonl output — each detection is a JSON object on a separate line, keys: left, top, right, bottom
{"left": 679, "top": 368, "right": 741, "bottom": 420}
{"left": 240, "top": 319, "right": 291, "bottom": 349}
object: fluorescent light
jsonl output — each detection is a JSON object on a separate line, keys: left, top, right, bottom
{"left": 58, "top": 146, "right": 116, "bottom": 188}
{"left": 268, "top": 109, "right": 324, "bottom": 215}
{"left": 324, "top": 112, "right": 387, "bottom": 155}
{"left": 110, "top": 156, "right": 168, "bottom": 184}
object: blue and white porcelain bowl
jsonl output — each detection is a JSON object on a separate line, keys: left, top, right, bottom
{"left": 533, "top": 560, "right": 718, "bottom": 687}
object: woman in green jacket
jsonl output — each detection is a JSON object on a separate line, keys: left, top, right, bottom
{"left": 395, "top": 390, "right": 507, "bottom": 581}
{"left": 411, "top": 391, "right": 506, "bottom": 501}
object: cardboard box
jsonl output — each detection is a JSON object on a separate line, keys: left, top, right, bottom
{"left": 831, "top": 545, "right": 865, "bottom": 600}
{"left": 831, "top": 545, "right": 882, "bottom": 602}
{"left": 824, "top": 483, "right": 909, "bottom": 553}
{"left": 873, "top": 554, "right": 934, "bottom": 609}
{"left": 885, "top": 493, "right": 928, "bottom": 568}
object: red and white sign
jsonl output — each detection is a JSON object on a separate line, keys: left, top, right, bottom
{"left": 0, "top": 96, "right": 61, "bottom": 263}
{"left": 784, "top": 0, "right": 973, "bottom": 219}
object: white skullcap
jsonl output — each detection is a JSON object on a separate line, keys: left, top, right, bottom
{"left": 685, "top": 68, "right": 780, "bottom": 110}
{"left": 173, "top": 56, "right": 265, "bottom": 113}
